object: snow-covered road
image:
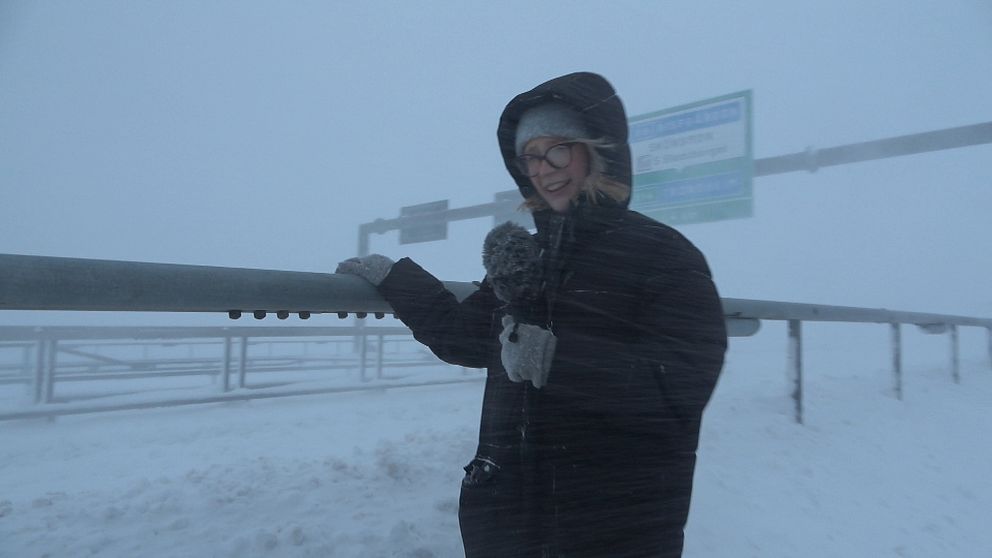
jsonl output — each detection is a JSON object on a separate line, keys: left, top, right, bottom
{"left": 3, "top": 334, "right": 990, "bottom": 557}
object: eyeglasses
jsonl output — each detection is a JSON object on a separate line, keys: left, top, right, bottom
{"left": 514, "top": 142, "right": 579, "bottom": 177}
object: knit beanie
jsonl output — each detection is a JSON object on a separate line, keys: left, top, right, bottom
{"left": 514, "top": 103, "right": 590, "bottom": 155}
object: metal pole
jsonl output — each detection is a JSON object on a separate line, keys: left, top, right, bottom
{"left": 238, "top": 336, "right": 248, "bottom": 389}
{"left": 353, "top": 223, "right": 374, "bottom": 355}
{"left": 950, "top": 325, "right": 960, "bottom": 384}
{"left": 359, "top": 333, "right": 368, "bottom": 382}
{"left": 987, "top": 327, "right": 991, "bottom": 371}
{"left": 376, "top": 334, "right": 384, "bottom": 380}
{"left": 891, "top": 323, "right": 902, "bottom": 400}
{"left": 21, "top": 344, "right": 30, "bottom": 375}
{"left": 357, "top": 222, "right": 373, "bottom": 258}
{"left": 222, "top": 336, "right": 232, "bottom": 392}
{"left": 787, "top": 320, "right": 803, "bottom": 424}
{"left": 18, "top": 343, "right": 30, "bottom": 399}
{"left": 43, "top": 339, "right": 57, "bottom": 404}
{"left": 33, "top": 339, "right": 46, "bottom": 404}
{"left": 753, "top": 121, "right": 992, "bottom": 176}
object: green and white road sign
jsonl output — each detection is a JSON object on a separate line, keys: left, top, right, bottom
{"left": 629, "top": 90, "right": 753, "bottom": 225}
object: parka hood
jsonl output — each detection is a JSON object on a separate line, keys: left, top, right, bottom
{"left": 497, "top": 72, "right": 632, "bottom": 206}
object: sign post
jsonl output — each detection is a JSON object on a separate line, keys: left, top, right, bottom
{"left": 629, "top": 91, "right": 753, "bottom": 225}
{"left": 492, "top": 190, "right": 533, "bottom": 229}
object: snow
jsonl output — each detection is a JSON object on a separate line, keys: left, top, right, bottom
{"left": 2, "top": 329, "right": 991, "bottom": 557}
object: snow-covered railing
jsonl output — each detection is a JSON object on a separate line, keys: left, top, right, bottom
{"left": 0, "top": 325, "right": 429, "bottom": 402}
{"left": 0, "top": 325, "right": 472, "bottom": 421}
{"left": 2, "top": 253, "right": 990, "bottom": 423}
{"left": 721, "top": 298, "right": 992, "bottom": 422}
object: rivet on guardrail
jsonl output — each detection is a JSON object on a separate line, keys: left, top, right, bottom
{"left": 337, "top": 312, "right": 348, "bottom": 319}
{"left": 356, "top": 312, "right": 368, "bottom": 319}
{"left": 228, "top": 310, "right": 242, "bottom": 320}
{"left": 253, "top": 310, "right": 266, "bottom": 320}
{"left": 375, "top": 312, "right": 385, "bottom": 319}
{"left": 277, "top": 311, "right": 289, "bottom": 320}
{"left": 299, "top": 311, "right": 311, "bottom": 320}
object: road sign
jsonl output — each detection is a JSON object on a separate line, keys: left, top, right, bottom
{"left": 628, "top": 90, "right": 752, "bottom": 225}
{"left": 492, "top": 190, "right": 534, "bottom": 229}
{"left": 399, "top": 200, "right": 449, "bottom": 244}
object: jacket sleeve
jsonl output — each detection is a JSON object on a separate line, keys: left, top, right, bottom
{"left": 376, "top": 257, "right": 499, "bottom": 369}
{"left": 638, "top": 259, "right": 727, "bottom": 425}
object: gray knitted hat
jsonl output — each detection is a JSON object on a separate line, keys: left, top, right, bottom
{"left": 514, "top": 103, "right": 590, "bottom": 155}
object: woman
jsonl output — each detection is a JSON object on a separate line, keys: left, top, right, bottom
{"left": 337, "top": 72, "right": 727, "bottom": 558}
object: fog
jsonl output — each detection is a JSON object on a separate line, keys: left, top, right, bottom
{"left": 2, "top": 3, "right": 992, "bottom": 556}
{"left": 2, "top": 1, "right": 990, "bottom": 328}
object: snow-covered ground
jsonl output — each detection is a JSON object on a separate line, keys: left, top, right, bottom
{"left": 2, "top": 326, "right": 990, "bottom": 557}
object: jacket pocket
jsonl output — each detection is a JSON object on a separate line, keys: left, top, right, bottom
{"left": 652, "top": 363, "right": 692, "bottom": 430}
{"left": 461, "top": 456, "right": 499, "bottom": 488}
{"left": 458, "top": 457, "right": 527, "bottom": 557}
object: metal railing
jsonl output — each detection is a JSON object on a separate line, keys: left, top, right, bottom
{"left": 0, "top": 325, "right": 471, "bottom": 420}
{"left": 2, "top": 254, "right": 991, "bottom": 423}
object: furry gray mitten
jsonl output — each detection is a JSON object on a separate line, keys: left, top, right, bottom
{"left": 482, "top": 222, "right": 542, "bottom": 305}
{"left": 498, "top": 315, "right": 556, "bottom": 389}
{"left": 335, "top": 254, "right": 395, "bottom": 287}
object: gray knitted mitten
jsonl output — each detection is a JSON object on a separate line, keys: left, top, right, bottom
{"left": 498, "top": 315, "right": 556, "bottom": 389}
{"left": 335, "top": 254, "right": 395, "bottom": 286}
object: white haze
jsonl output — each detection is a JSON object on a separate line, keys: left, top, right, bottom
{"left": 1, "top": 1, "right": 991, "bottom": 556}
{"left": 1, "top": 1, "right": 990, "bottom": 325}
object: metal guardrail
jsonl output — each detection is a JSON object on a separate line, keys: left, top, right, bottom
{"left": 0, "top": 325, "right": 413, "bottom": 341}
{"left": 0, "top": 254, "right": 399, "bottom": 315}
{"left": 2, "top": 254, "right": 992, "bottom": 423}
{"left": 0, "top": 253, "right": 762, "bottom": 334}
{"left": 0, "top": 325, "right": 464, "bottom": 421}
{"left": 9, "top": 254, "right": 988, "bottom": 326}
{"left": 1, "top": 326, "right": 432, "bottom": 391}
{"left": 0, "top": 377, "right": 481, "bottom": 422}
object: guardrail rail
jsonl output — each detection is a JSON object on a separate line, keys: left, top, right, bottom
{"left": 2, "top": 254, "right": 990, "bottom": 423}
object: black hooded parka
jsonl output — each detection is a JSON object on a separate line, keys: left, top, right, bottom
{"left": 376, "top": 73, "right": 727, "bottom": 558}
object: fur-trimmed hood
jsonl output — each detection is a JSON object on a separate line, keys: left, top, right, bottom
{"left": 497, "top": 72, "right": 632, "bottom": 205}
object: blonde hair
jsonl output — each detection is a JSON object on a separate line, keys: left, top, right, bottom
{"left": 520, "top": 137, "right": 631, "bottom": 212}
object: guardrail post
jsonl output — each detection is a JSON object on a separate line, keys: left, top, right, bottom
{"left": 32, "top": 339, "right": 46, "bottom": 404}
{"left": 238, "top": 336, "right": 248, "bottom": 389}
{"left": 950, "top": 324, "right": 959, "bottom": 384}
{"left": 222, "top": 335, "right": 232, "bottom": 392}
{"left": 43, "top": 339, "right": 57, "bottom": 404}
{"left": 21, "top": 344, "right": 31, "bottom": 376}
{"left": 359, "top": 333, "right": 368, "bottom": 382}
{"left": 891, "top": 323, "right": 902, "bottom": 400}
{"left": 21, "top": 343, "right": 33, "bottom": 399}
{"left": 787, "top": 320, "right": 803, "bottom": 424}
{"left": 376, "top": 334, "right": 385, "bottom": 380}
{"left": 29, "top": 337, "right": 58, "bottom": 404}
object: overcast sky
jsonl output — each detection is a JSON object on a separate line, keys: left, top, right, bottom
{"left": 2, "top": 1, "right": 991, "bottom": 327}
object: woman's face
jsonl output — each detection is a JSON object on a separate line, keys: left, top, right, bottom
{"left": 523, "top": 137, "right": 589, "bottom": 213}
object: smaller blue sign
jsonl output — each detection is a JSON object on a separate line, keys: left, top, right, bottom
{"left": 634, "top": 171, "right": 748, "bottom": 211}
{"left": 630, "top": 101, "right": 742, "bottom": 143}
